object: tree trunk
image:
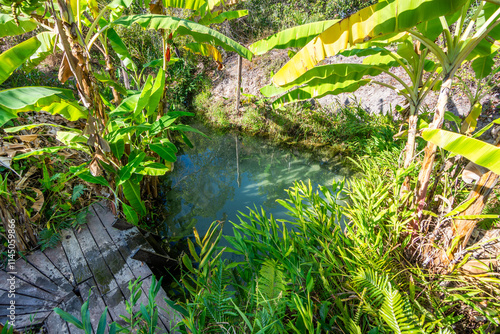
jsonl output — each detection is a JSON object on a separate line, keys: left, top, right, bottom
{"left": 403, "top": 107, "right": 418, "bottom": 169}
{"left": 415, "top": 72, "right": 453, "bottom": 223}
{"left": 236, "top": 54, "right": 242, "bottom": 115}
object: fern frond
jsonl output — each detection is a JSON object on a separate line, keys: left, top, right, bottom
{"left": 258, "top": 259, "right": 288, "bottom": 301}
{"left": 379, "top": 284, "right": 423, "bottom": 334}
{"left": 351, "top": 268, "right": 389, "bottom": 309}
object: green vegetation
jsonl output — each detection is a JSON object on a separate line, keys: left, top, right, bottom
{"left": 1, "top": 0, "right": 500, "bottom": 333}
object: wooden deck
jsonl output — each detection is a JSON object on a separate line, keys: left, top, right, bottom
{"left": 0, "top": 202, "right": 181, "bottom": 333}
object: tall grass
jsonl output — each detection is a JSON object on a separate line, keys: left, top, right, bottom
{"left": 167, "top": 153, "right": 499, "bottom": 333}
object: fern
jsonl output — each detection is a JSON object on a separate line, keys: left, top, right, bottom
{"left": 72, "top": 184, "right": 85, "bottom": 202}
{"left": 203, "top": 261, "right": 234, "bottom": 328}
{"left": 257, "top": 259, "right": 287, "bottom": 301}
{"left": 351, "top": 268, "right": 389, "bottom": 310}
{"left": 352, "top": 268, "right": 423, "bottom": 334}
{"left": 39, "top": 228, "right": 61, "bottom": 251}
{"left": 379, "top": 285, "right": 423, "bottom": 334}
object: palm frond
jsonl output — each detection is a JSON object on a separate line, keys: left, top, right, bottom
{"left": 379, "top": 284, "right": 423, "bottom": 334}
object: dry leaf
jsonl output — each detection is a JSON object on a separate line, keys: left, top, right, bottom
{"left": 30, "top": 212, "right": 41, "bottom": 222}
{"left": 98, "top": 135, "right": 111, "bottom": 152}
{"left": 31, "top": 188, "right": 44, "bottom": 212}
{"left": 57, "top": 151, "right": 78, "bottom": 159}
{"left": 0, "top": 143, "right": 27, "bottom": 157}
{"left": 58, "top": 54, "right": 73, "bottom": 83}
{"left": 16, "top": 166, "right": 37, "bottom": 189}
{"left": 18, "top": 135, "right": 38, "bottom": 142}
{"left": 0, "top": 156, "right": 21, "bottom": 177}
{"left": 149, "top": 0, "right": 163, "bottom": 14}
{"left": 89, "top": 157, "right": 102, "bottom": 176}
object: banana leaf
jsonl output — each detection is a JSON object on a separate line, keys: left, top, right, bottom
{"left": 184, "top": 43, "right": 222, "bottom": 63}
{"left": 200, "top": 10, "right": 248, "bottom": 25}
{"left": 422, "top": 129, "right": 500, "bottom": 175}
{"left": 0, "top": 14, "right": 38, "bottom": 38}
{"left": 249, "top": 20, "right": 338, "bottom": 56}
{"left": 261, "top": 62, "right": 392, "bottom": 98}
{"left": 163, "top": 0, "right": 207, "bottom": 11}
{"left": 107, "top": 28, "right": 138, "bottom": 72}
{"left": 0, "top": 37, "right": 41, "bottom": 85}
{"left": 471, "top": 53, "right": 496, "bottom": 80}
{"left": 469, "top": 2, "right": 500, "bottom": 59}
{"left": 123, "top": 175, "right": 147, "bottom": 216}
{"left": 272, "top": 78, "right": 372, "bottom": 109}
{"left": 0, "top": 87, "right": 85, "bottom": 126}
{"left": 273, "top": 0, "right": 467, "bottom": 86}
{"left": 23, "top": 32, "right": 58, "bottom": 72}
{"left": 112, "top": 14, "right": 253, "bottom": 60}
{"left": 146, "top": 68, "right": 165, "bottom": 116}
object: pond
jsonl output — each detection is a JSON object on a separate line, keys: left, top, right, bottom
{"left": 157, "top": 124, "right": 349, "bottom": 249}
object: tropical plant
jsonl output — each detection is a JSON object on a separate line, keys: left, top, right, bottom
{"left": 0, "top": 0, "right": 252, "bottom": 223}
{"left": 55, "top": 275, "right": 164, "bottom": 334}
{"left": 250, "top": 0, "right": 500, "bottom": 269}
{"left": 165, "top": 161, "right": 499, "bottom": 333}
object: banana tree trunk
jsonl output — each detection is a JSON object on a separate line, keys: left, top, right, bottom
{"left": 432, "top": 170, "right": 499, "bottom": 270}
{"left": 404, "top": 105, "right": 418, "bottom": 168}
{"left": 415, "top": 72, "right": 453, "bottom": 223}
{"left": 460, "top": 229, "right": 500, "bottom": 274}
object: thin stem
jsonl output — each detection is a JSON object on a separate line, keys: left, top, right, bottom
{"left": 371, "top": 80, "right": 412, "bottom": 102}
{"left": 409, "top": 30, "right": 449, "bottom": 71}
{"left": 461, "top": 1, "right": 485, "bottom": 41}
{"left": 385, "top": 48, "right": 415, "bottom": 82}
{"left": 372, "top": 66, "right": 417, "bottom": 101}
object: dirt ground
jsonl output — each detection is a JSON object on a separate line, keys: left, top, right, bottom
{"left": 210, "top": 49, "right": 500, "bottom": 140}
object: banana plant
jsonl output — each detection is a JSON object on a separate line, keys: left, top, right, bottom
{"left": 257, "top": 0, "right": 500, "bottom": 225}
{"left": 0, "top": 0, "right": 252, "bottom": 223}
{"left": 259, "top": 34, "right": 441, "bottom": 169}
{"left": 421, "top": 128, "right": 500, "bottom": 270}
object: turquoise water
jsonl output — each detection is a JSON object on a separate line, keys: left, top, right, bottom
{"left": 158, "top": 125, "right": 348, "bottom": 243}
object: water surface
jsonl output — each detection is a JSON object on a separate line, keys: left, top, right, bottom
{"left": 158, "top": 125, "right": 348, "bottom": 242}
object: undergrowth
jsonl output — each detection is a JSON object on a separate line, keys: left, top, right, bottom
{"left": 194, "top": 89, "right": 400, "bottom": 157}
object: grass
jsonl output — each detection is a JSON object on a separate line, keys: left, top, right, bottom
{"left": 193, "top": 84, "right": 400, "bottom": 158}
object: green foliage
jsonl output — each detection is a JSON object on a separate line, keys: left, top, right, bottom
{"left": 230, "top": 0, "right": 376, "bottom": 41}
{"left": 56, "top": 275, "right": 165, "bottom": 334}
{"left": 165, "top": 151, "right": 498, "bottom": 333}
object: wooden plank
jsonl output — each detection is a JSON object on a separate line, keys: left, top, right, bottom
{"left": 3, "top": 257, "right": 68, "bottom": 299}
{"left": 61, "top": 228, "right": 92, "bottom": 285}
{"left": 101, "top": 287, "right": 128, "bottom": 327}
{"left": 112, "top": 218, "right": 168, "bottom": 256}
{"left": 45, "top": 311, "right": 71, "bottom": 334}
{"left": 72, "top": 225, "right": 118, "bottom": 295}
{"left": 86, "top": 208, "right": 136, "bottom": 296}
{"left": 0, "top": 282, "right": 57, "bottom": 306}
{"left": 79, "top": 279, "right": 113, "bottom": 333}
{"left": 43, "top": 244, "right": 75, "bottom": 285}
{"left": 131, "top": 248, "right": 180, "bottom": 279}
{"left": 0, "top": 268, "right": 65, "bottom": 303}
{"left": 111, "top": 218, "right": 134, "bottom": 230}
{"left": 25, "top": 251, "right": 73, "bottom": 292}
{"left": 92, "top": 203, "right": 153, "bottom": 280}
{"left": 0, "top": 304, "right": 53, "bottom": 316}
{"left": 60, "top": 293, "right": 85, "bottom": 334}
{"left": 0, "top": 310, "right": 50, "bottom": 330}
{"left": 0, "top": 290, "right": 57, "bottom": 307}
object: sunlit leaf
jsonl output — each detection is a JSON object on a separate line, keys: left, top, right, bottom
{"left": 423, "top": 129, "right": 500, "bottom": 175}
{"left": 112, "top": 14, "right": 253, "bottom": 60}
{"left": 0, "top": 37, "right": 41, "bottom": 85}
{"left": 273, "top": 0, "right": 467, "bottom": 86}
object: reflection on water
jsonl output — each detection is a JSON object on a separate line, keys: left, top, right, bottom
{"left": 158, "top": 125, "right": 348, "bottom": 241}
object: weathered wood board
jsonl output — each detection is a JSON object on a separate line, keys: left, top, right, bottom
{"left": 0, "top": 201, "right": 180, "bottom": 333}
